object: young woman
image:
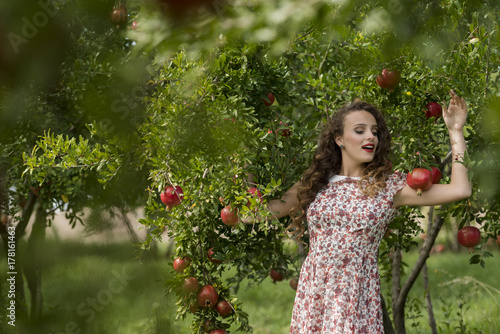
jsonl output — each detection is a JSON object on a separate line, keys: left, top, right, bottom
{"left": 254, "top": 91, "right": 471, "bottom": 333}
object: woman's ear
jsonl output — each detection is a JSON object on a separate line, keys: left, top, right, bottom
{"left": 335, "top": 136, "right": 343, "bottom": 148}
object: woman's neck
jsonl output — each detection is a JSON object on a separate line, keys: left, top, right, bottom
{"left": 337, "top": 166, "right": 364, "bottom": 178}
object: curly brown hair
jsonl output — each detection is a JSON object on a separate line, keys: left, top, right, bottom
{"left": 287, "top": 100, "right": 393, "bottom": 242}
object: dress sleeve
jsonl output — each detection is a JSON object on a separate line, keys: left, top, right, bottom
{"left": 386, "top": 171, "right": 408, "bottom": 202}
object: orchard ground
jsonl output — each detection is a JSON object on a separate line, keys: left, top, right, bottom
{"left": 2, "top": 211, "right": 499, "bottom": 334}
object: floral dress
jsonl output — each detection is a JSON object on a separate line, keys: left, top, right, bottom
{"left": 289, "top": 172, "right": 407, "bottom": 334}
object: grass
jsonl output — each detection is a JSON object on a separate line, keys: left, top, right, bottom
{"left": 384, "top": 249, "right": 500, "bottom": 334}
{"left": 0, "top": 240, "right": 499, "bottom": 334}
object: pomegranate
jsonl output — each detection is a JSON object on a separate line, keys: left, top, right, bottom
{"left": 173, "top": 257, "right": 190, "bottom": 273}
{"left": 270, "top": 269, "right": 284, "bottom": 283}
{"left": 277, "top": 121, "right": 291, "bottom": 138}
{"left": 430, "top": 166, "right": 442, "bottom": 184}
{"left": 289, "top": 277, "right": 298, "bottom": 291}
{"left": 376, "top": 69, "right": 401, "bottom": 89}
{"left": 202, "top": 319, "right": 212, "bottom": 332}
{"left": 215, "top": 300, "right": 232, "bottom": 317}
{"left": 496, "top": 235, "right": 500, "bottom": 248}
{"left": 221, "top": 205, "right": 239, "bottom": 226}
{"left": 425, "top": 102, "right": 442, "bottom": 119}
{"left": 111, "top": 4, "right": 127, "bottom": 25}
{"left": 457, "top": 226, "right": 481, "bottom": 248}
{"left": 182, "top": 277, "right": 199, "bottom": 294}
{"left": 208, "top": 248, "right": 222, "bottom": 264}
{"left": 246, "top": 188, "right": 263, "bottom": 208}
{"left": 209, "top": 330, "right": 227, "bottom": 334}
{"left": 197, "top": 285, "right": 219, "bottom": 308}
{"left": 161, "top": 185, "right": 184, "bottom": 208}
{"left": 189, "top": 304, "right": 199, "bottom": 313}
{"left": 434, "top": 244, "right": 445, "bottom": 253}
{"left": 407, "top": 168, "right": 432, "bottom": 196}
{"left": 262, "top": 92, "right": 275, "bottom": 106}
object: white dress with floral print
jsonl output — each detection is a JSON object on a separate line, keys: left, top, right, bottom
{"left": 289, "top": 172, "right": 407, "bottom": 334}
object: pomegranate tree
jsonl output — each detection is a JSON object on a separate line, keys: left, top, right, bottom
{"left": 376, "top": 69, "right": 401, "bottom": 89}
{"left": 215, "top": 300, "right": 233, "bottom": 317}
{"left": 457, "top": 226, "right": 481, "bottom": 248}
{"left": 173, "top": 257, "right": 190, "bottom": 273}
{"left": 161, "top": 185, "right": 184, "bottom": 208}
{"left": 111, "top": 4, "right": 127, "bottom": 25}
{"left": 189, "top": 304, "right": 199, "bottom": 313}
{"left": 182, "top": 277, "right": 199, "bottom": 294}
{"left": 270, "top": 269, "right": 284, "bottom": 283}
{"left": 407, "top": 168, "right": 433, "bottom": 196}
{"left": 246, "top": 187, "right": 263, "bottom": 208}
{"left": 430, "top": 166, "right": 442, "bottom": 184}
{"left": 262, "top": 92, "right": 275, "bottom": 106}
{"left": 221, "top": 205, "right": 239, "bottom": 226}
{"left": 425, "top": 102, "right": 443, "bottom": 119}
{"left": 433, "top": 244, "right": 445, "bottom": 253}
{"left": 208, "top": 247, "right": 222, "bottom": 264}
{"left": 276, "top": 121, "right": 291, "bottom": 138}
{"left": 197, "top": 285, "right": 219, "bottom": 308}
{"left": 209, "top": 330, "right": 228, "bottom": 334}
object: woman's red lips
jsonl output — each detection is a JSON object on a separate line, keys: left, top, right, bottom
{"left": 362, "top": 144, "right": 374, "bottom": 152}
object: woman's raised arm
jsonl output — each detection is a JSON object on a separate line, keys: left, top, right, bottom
{"left": 394, "top": 91, "right": 472, "bottom": 208}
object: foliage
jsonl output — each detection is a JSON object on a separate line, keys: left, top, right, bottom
{"left": 1, "top": 0, "right": 500, "bottom": 333}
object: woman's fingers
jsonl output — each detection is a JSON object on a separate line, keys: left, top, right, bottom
{"left": 460, "top": 97, "right": 467, "bottom": 110}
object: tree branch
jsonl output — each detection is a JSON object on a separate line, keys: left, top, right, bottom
{"left": 395, "top": 206, "right": 445, "bottom": 312}
{"left": 423, "top": 207, "right": 438, "bottom": 334}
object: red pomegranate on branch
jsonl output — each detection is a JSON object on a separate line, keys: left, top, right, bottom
{"left": 407, "top": 168, "right": 432, "bottom": 196}
{"left": 457, "top": 226, "right": 481, "bottom": 248}
{"left": 376, "top": 69, "right": 400, "bottom": 90}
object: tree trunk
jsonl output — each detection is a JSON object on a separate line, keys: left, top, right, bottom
{"left": 117, "top": 206, "right": 140, "bottom": 244}
{"left": 422, "top": 262, "right": 438, "bottom": 334}
{"left": 423, "top": 207, "right": 438, "bottom": 334}
{"left": 381, "top": 294, "right": 395, "bottom": 334}
{"left": 23, "top": 205, "right": 47, "bottom": 321}
{"left": 391, "top": 248, "right": 405, "bottom": 334}
{"left": 393, "top": 206, "right": 445, "bottom": 334}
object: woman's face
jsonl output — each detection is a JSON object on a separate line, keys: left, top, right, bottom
{"left": 336, "top": 110, "right": 379, "bottom": 165}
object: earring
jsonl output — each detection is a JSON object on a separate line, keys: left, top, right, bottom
{"left": 340, "top": 145, "right": 344, "bottom": 149}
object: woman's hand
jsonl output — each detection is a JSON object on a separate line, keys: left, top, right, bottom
{"left": 442, "top": 90, "right": 467, "bottom": 132}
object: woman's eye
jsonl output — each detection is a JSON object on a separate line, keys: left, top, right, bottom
{"left": 372, "top": 132, "right": 378, "bottom": 136}
{"left": 355, "top": 130, "right": 363, "bottom": 134}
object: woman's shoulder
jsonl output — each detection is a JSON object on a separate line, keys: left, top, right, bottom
{"left": 384, "top": 170, "right": 408, "bottom": 191}
{"left": 386, "top": 170, "right": 407, "bottom": 179}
